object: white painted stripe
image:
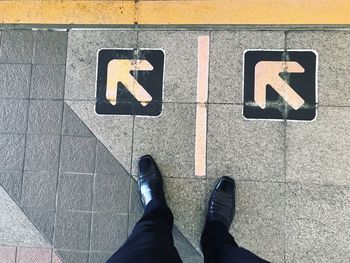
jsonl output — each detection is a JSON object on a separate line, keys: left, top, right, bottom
{"left": 195, "top": 35, "right": 210, "bottom": 177}
{"left": 196, "top": 36, "right": 210, "bottom": 103}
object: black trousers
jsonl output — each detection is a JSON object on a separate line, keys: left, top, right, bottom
{"left": 107, "top": 199, "right": 269, "bottom": 263}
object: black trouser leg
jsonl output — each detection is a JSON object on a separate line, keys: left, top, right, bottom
{"left": 201, "top": 221, "right": 270, "bottom": 263}
{"left": 107, "top": 199, "right": 182, "bottom": 263}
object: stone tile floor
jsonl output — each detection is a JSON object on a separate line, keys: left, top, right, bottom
{"left": 0, "top": 28, "right": 350, "bottom": 263}
{"left": 0, "top": 29, "right": 201, "bottom": 263}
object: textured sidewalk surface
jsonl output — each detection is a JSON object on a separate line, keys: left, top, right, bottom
{"left": 0, "top": 28, "right": 350, "bottom": 263}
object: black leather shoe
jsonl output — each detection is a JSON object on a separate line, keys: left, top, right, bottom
{"left": 138, "top": 155, "right": 166, "bottom": 208}
{"left": 206, "top": 176, "right": 235, "bottom": 229}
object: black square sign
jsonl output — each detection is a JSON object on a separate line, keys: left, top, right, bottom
{"left": 96, "top": 49, "right": 164, "bottom": 116}
{"left": 243, "top": 50, "right": 317, "bottom": 121}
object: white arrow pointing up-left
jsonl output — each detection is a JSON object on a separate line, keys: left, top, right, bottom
{"left": 254, "top": 61, "right": 305, "bottom": 110}
{"left": 106, "top": 59, "right": 153, "bottom": 106}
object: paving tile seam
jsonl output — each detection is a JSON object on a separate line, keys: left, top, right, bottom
{"left": 64, "top": 100, "right": 348, "bottom": 108}
{"left": 130, "top": 173, "right": 286, "bottom": 183}
{"left": 49, "top": 209, "right": 129, "bottom": 215}
{"left": 283, "top": 181, "right": 350, "bottom": 189}
{"left": 89, "top": 141, "right": 98, "bottom": 252}
{"left": 55, "top": 248, "right": 118, "bottom": 254}
{"left": 18, "top": 42, "right": 34, "bottom": 213}
{"left": 61, "top": 171, "right": 94, "bottom": 175}
{"left": 0, "top": 98, "right": 65, "bottom": 102}
{"left": 0, "top": 100, "right": 344, "bottom": 107}
{"left": 0, "top": 62, "right": 66, "bottom": 66}
{"left": 128, "top": 82, "right": 137, "bottom": 233}
{"left": 128, "top": 22, "right": 137, "bottom": 184}
{"left": 52, "top": 34, "right": 69, "bottom": 254}
{"left": 282, "top": 118, "right": 287, "bottom": 263}
{"left": 4, "top": 101, "right": 350, "bottom": 110}
{"left": 127, "top": 176, "right": 134, "bottom": 236}
{"left": 1, "top": 245, "right": 52, "bottom": 249}
{"left": 0, "top": 133, "right": 96, "bottom": 139}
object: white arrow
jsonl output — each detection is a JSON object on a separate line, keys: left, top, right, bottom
{"left": 254, "top": 61, "right": 305, "bottom": 110}
{"left": 106, "top": 59, "right": 153, "bottom": 106}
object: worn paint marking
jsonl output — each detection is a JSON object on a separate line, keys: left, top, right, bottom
{"left": 195, "top": 35, "right": 209, "bottom": 177}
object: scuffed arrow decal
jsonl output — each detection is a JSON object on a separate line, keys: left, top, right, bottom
{"left": 254, "top": 61, "right": 305, "bottom": 110}
{"left": 106, "top": 59, "right": 153, "bottom": 106}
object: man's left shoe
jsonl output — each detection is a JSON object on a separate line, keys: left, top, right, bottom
{"left": 138, "top": 155, "right": 166, "bottom": 208}
{"left": 205, "top": 176, "right": 235, "bottom": 229}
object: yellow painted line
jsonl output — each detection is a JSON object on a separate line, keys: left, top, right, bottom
{"left": 195, "top": 35, "right": 209, "bottom": 177}
{"left": 0, "top": 1, "right": 135, "bottom": 24}
{"left": 138, "top": 0, "right": 350, "bottom": 24}
{"left": 1, "top": 0, "right": 350, "bottom": 25}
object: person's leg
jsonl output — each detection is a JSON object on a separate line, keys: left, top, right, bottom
{"left": 201, "top": 221, "right": 269, "bottom": 263}
{"left": 201, "top": 177, "right": 270, "bottom": 263}
{"left": 107, "top": 198, "right": 181, "bottom": 263}
{"left": 107, "top": 155, "right": 182, "bottom": 263}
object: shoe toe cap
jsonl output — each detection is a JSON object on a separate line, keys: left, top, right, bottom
{"left": 139, "top": 155, "right": 155, "bottom": 173}
{"left": 216, "top": 176, "right": 235, "bottom": 194}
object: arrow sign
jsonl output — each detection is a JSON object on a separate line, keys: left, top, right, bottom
{"left": 254, "top": 61, "right": 305, "bottom": 110}
{"left": 106, "top": 59, "right": 153, "bottom": 106}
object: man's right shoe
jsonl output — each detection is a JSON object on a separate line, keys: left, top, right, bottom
{"left": 138, "top": 155, "right": 166, "bottom": 208}
{"left": 206, "top": 176, "right": 235, "bottom": 229}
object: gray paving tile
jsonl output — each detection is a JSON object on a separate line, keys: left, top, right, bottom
{"left": 89, "top": 252, "right": 113, "bottom": 263}
{"left": 22, "top": 208, "right": 55, "bottom": 243}
{"left": 0, "top": 64, "right": 31, "bottom": 99}
{"left": 138, "top": 30, "right": 208, "bottom": 102}
{"left": 31, "top": 64, "right": 65, "bottom": 99}
{"left": 286, "top": 31, "right": 350, "bottom": 106}
{"left": 127, "top": 179, "right": 143, "bottom": 235}
{"left": 164, "top": 177, "right": 208, "bottom": 251}
{"left": 0, "top": 30, "right": 33, "bottom": 64}
{"left": 27, "top": 100, "right": 63, "bottom": 135}
{"left": 0, "top": 185, "right": 50, "bottom": 247}
{"left": 57, "top": 173, "right": 93, "bottom": 211}
{"left": 24, "top": 135, "right": 60, "bottom": 171}
{"left": 90, "top": 212, "right": 128, "bottom": 251}
{"left": 0, "top": 99, "right": 28, "bottom": 134}
{"left": 207, "top": 104, "right": 285, "bottom": 181}
{"left": 56, "top": 250, "right": 89, "bottom": 263}
{"left": 209, "top": 31, "right": 285, "bottom": 103}
{"left": 95, "top": 141, "right": 126, "bottom": 175}
{"left": 0, "top": 134, "right": 25, "bottom": 170}
{"left": 54, "top": 210, "right": 91, "bottom": 250}
{"left": 60, "top": 136, "right": 96, "bottom": 173}
{"left": 66, "top": 100, "right": 133, "bottom": 172}
{"left": 285, "top": 183, "right": 350, "bottom": 263}
{"left": 62, "top": 104, "right": 93, "bottom": 137}
{"left": 228, "top": 180, "right": 285, "bottom": 263}
{"left": 21, "top": 170, "right": 57, "bottom": 209}
{"left": 286, "top": 106, "right": 350, "bottom": 186}
{"left": 0, "top": 170, "right": 22, "bottom": 204}
{"left": 132, "top": 103, "right": 196, "bottom": 177}
{"left": 173, "top": 226, "right": 202, "bottom": 262}
{"left": 33, "top": 31, "right": 67, "bottom": 65}
{"left": 65, "top": 30, "right": 137, "bottom": 100}
{"left": 93, "top": 173, "right": 130, "bottom": 213}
